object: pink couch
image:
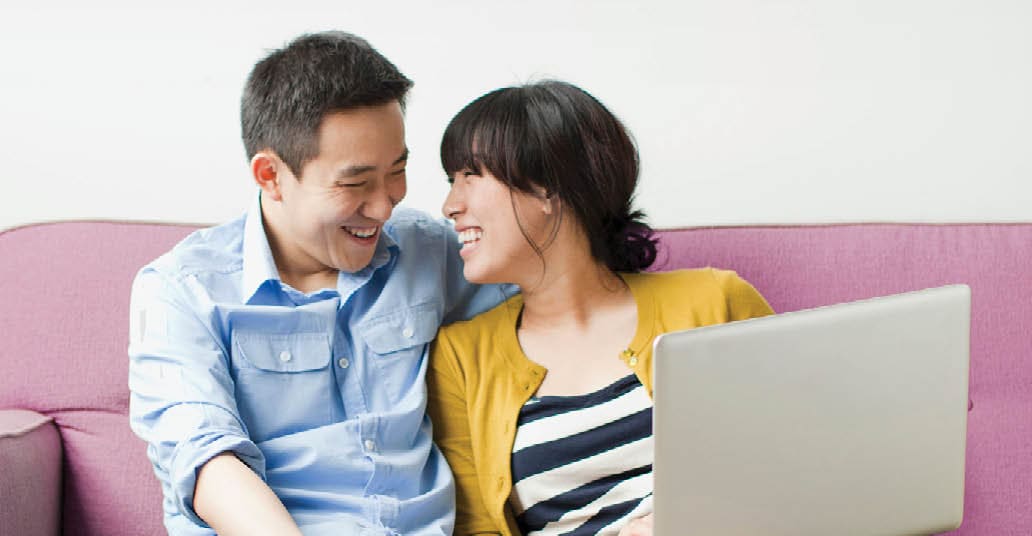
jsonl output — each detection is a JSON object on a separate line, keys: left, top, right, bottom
{"left": 1, "top": 221, "right": 1029, "bottom": 535}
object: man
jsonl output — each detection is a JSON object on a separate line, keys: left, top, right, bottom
{"left": 128, "top": 31, "right": 501, "bottom": 535}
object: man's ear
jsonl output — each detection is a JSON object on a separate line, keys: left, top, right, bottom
{"left": 251, "top": 151, "right": 284, "bottom": 201}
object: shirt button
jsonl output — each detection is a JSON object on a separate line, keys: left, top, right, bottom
{"left": 402, "top": 326, "right": 414, "bottom": 338}
{"left": 364, "top": 439, "right": 376, "bottom": 452}
{"left": 338, "top": 357, "right": 350, "bottom": 369}
{"left": 628, "top": 357, "right": 639, "bottom": 366}
{"left": 278, "top": 351, "right": 292, "bottom": 363}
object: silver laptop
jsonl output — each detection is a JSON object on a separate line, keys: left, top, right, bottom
{"left": 653, "top": 285, "right": 970, "bottom": 536}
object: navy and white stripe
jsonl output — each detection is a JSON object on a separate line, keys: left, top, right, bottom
{"left": 509, "top": 374, "right": 654, "bottom": 535}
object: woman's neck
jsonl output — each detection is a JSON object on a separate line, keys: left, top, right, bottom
{"left": 519, "top": 257, "right": 630, "bottom": 332}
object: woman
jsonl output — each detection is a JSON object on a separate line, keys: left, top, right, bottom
{"left": 427, "top": 80, "right": 774, "bottom": 536}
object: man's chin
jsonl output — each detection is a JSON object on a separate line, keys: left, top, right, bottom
{"left": 329, "top": 251, "right": 377, "bottom": 275}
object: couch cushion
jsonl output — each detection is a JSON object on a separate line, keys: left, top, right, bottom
{"left": 0, "top": 222, "right": 195, "bottom": 535}
{"left": 0, "top": 409, "right": 62, "bottom": 536}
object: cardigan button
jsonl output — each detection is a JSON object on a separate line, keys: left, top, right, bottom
{"left": 497, "top": 476, "right": 505, "bottom": 490}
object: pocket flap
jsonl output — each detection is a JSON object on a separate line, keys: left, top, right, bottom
{"left": 233, "top": 331, "right": 331, "bottom": 372}
{"left": 361, "top": 301, "right": 440, "bottom": 355}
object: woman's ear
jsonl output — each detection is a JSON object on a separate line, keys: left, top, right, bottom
{"left": 542, "top": 192, "right": 556, "bottom": 215}
{"left": 251, "top": 151, "right": 283, "bottom": 201}
{"left": 530, "top": 184, "right": 555, "bottom": 215}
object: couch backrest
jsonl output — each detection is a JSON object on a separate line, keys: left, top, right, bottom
{"left": 1, "top": 221, "right": 1029, "bottom": 535}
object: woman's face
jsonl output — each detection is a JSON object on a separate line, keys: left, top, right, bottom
{"left": 442, "top": 169, "right": 554, "bottom": 286}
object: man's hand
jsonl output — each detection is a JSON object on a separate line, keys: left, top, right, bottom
{"left": 194, "top": 452, "right": 303, "bottom": 536}
{"left": 617, "top": 513, "right": 654, "bottom": 536}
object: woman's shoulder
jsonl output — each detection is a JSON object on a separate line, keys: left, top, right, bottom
{"left": 625, "top": 267, "right": 746, "bottom": 291}
{"left": 626, "top": 268, "right": 774, "bottom": 319}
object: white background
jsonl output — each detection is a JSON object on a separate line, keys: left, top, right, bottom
{"left": 2, "top": 1, "right": 1030, "bottom": 231}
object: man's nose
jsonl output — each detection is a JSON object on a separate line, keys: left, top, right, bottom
{"left": 363, "top": 184, "right": 397, "bottom": 222}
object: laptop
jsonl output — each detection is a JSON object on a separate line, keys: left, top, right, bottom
{"left": 652, "top": 284, "right": 970, "bottom": 536}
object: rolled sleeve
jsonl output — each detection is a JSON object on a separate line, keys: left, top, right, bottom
{"left": 168, "top": 422, "right": 266, "bottom": 526}
{"left": 128, "top": 267, "right": 264, "bottom": 526}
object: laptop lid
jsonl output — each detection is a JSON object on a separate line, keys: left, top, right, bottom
{"left": 652, "top": 285, "right": 970, "bottom": 536}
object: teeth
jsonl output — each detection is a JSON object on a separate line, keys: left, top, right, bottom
{"left": 458, "top": 228, "right": 483, "bottom": 245}
{"left": 345, "top": 226, "right": 377, "bottom": 238}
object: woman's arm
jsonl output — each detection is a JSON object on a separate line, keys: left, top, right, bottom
{"left": 711, "top": 269, "right": 776, "bottom": 319}
{"left": 427, "top": 334, "right": 503, "bottom": 536}
{"left": 618, "top": 513, "right": 653, "bottom": 536}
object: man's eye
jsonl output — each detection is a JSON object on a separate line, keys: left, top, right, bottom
{"left": 391, "top": 168, "right": 407, "bottom": 176}
{"left": 337, "top": 181, "right": 367, "bottom": 188}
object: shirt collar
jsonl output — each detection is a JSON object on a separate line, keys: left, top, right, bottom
{"left": 242, "top": 192, "right": 282, "bottom": 302}
{"left": 241, "top": 192, "right": 400, "bottom": 303}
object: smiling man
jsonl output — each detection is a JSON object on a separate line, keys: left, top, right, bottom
{"left": 128, "top": 32, "right": 501, "bottom": 536}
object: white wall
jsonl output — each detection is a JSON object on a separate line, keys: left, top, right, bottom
{"left": 2, "top": 1, "right": 1030, "bottom": 232}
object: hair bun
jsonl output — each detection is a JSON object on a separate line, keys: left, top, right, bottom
{"left": 605, "top": 211, "right": 657, "bottom": 272}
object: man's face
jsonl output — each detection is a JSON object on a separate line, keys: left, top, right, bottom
{"left": 268, "top": 102, "right": 407, "bottom": 277}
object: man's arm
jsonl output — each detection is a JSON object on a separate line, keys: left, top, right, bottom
{"left": 128, "top": 267, "right": 299, "bottom": 534}
{"left": 438, "top": 221, "right": 513, "bottom": 324}
{"left": 194, "top": 453, "right": 302, "bottom": 536}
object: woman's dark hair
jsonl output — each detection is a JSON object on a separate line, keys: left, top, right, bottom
{"left": 441, "top": 80, "right": 657, "bottom": 272}
{"left": 241, "top": 31, "right": 413, "bottom": 176}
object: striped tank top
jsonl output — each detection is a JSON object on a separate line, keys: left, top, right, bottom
{"left": 508, "top": 374, "right": 654, "bottom": 535}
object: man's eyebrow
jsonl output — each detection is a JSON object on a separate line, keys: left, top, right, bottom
{"left": 338, "top": 165, "right": 375, "bottom": 178}
{"left": 337, "top": 149, "right": 409, "bottom": 178}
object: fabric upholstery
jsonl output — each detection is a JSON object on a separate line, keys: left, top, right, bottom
{"left": 1, "top": 220, "right": 1029, "bottom": 535}
{"left": 652, "top": 224, "right": 1032, "bottom": 535}
{"left": 0, "top": 409, "right": 63, "bottom": 536}
{"left": 0, "top": 222, "right": 194, "bottom": 536}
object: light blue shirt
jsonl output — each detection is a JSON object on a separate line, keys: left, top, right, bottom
{"left": 128, "top": 196, "right": 506, "bottom": 536}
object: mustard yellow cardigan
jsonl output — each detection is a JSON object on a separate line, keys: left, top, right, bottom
{"left": 427, "top": 269, "right": 774, "bottom": 536}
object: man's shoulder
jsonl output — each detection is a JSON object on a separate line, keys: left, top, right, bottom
{"left": 384, "top": 207, "right": 452, "bottom": 243}
{"left": 143, "top": 215, "right": 246, "bottom": 280}
{"left": 438, "top": 294, "right": 519, "bottom": 346}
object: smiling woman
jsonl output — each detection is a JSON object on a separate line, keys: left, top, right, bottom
{"left": 427, "top": 81, "right": 774, "bottom": 536}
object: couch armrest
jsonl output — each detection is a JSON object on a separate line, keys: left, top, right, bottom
{"left": 0, "top": 409, "right": 62, "bottom": 536}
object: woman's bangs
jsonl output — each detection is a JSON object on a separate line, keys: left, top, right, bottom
{"left": 441, "top": 89, "right": 524, "bottom": 182}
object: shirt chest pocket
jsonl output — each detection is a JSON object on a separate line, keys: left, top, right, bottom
{"left": 231, "top": 331, "right": 334, "bottom": 442}
{"left": 359, "top": 301, "right": 440, "bottom": 404}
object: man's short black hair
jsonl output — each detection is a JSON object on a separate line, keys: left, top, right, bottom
{"left": 241, "top": 31, "right": 413, "bottom": 175}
